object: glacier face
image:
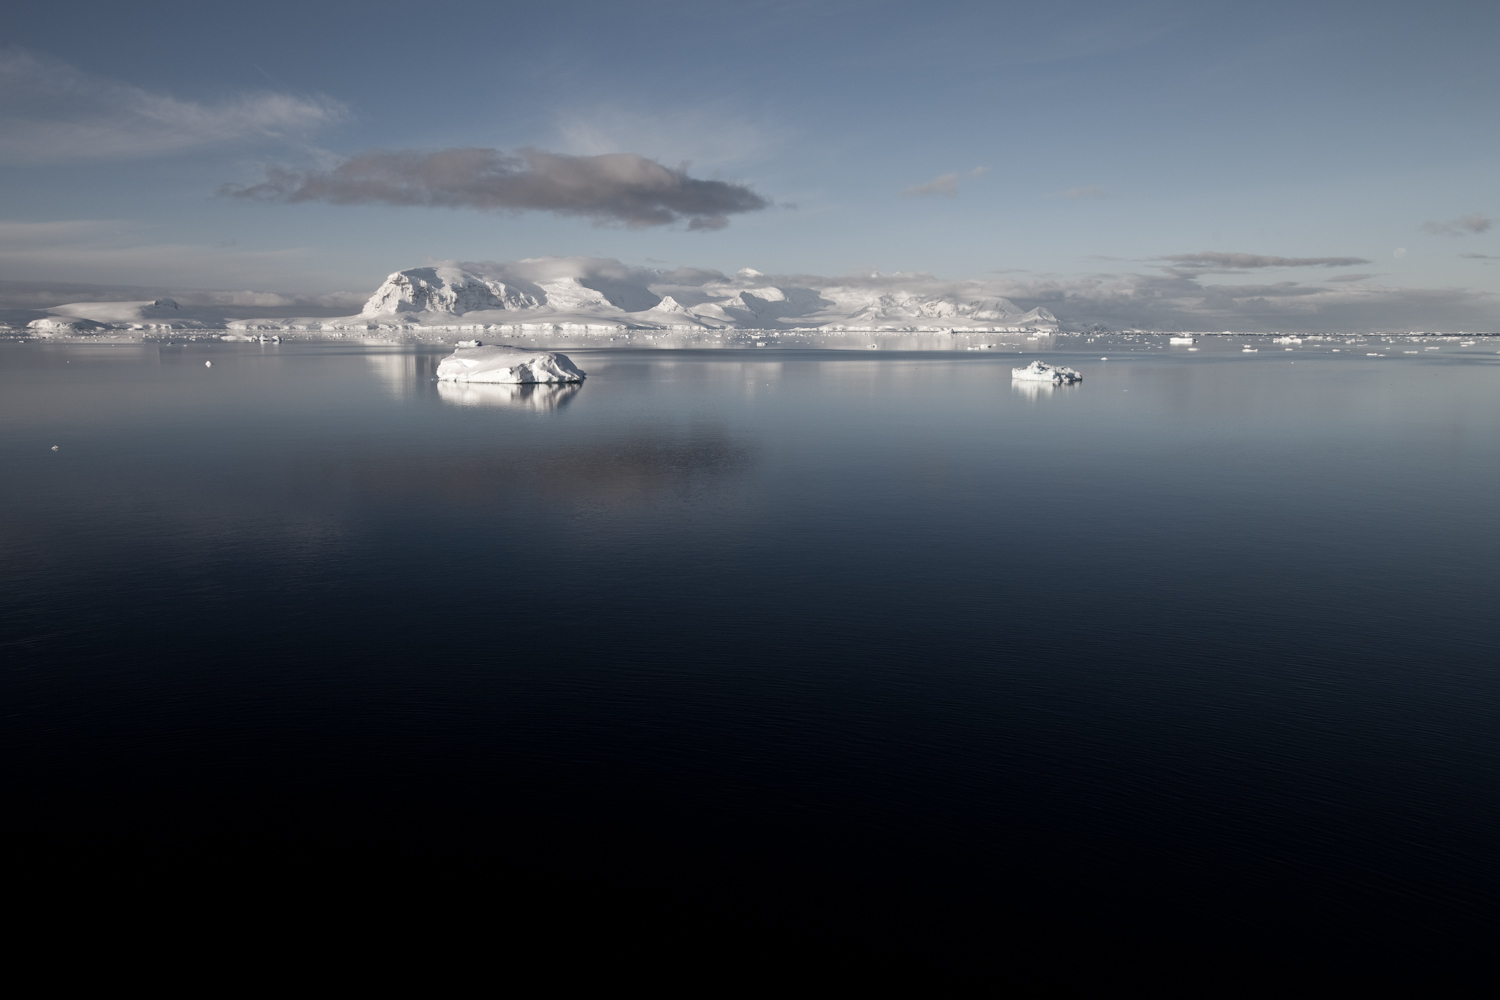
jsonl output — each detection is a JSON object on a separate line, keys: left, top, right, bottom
{"left": 353, "top": 258, "right": 1060, "bottom": 333}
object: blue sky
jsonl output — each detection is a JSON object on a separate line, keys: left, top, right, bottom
{"left": 1, "top": 0, "right": 1496, "bottom": 328}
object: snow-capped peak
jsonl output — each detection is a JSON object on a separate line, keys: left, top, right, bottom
{"left": 361, "top": 265, "right": 541, "bottom": 317}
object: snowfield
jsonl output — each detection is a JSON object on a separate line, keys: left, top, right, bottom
{"left": 435, "top": 344, "right": 586, "bottom": 383}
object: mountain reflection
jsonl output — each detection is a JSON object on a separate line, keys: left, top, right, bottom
{"left": 436, "top": 380, "right": 582, "bottom": 410}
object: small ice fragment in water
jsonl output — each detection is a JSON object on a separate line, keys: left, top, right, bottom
{"left": 204, "top": 361, "right": 212, "bottom": 367}
{"left": 457, "top": 340, "right": 482, "bottom": 348}
{"left": 51, "top": 445, "right": 58, "bottom": 451}
{"left": 1012, "top": 360, "right": 1082, "bottom": 383}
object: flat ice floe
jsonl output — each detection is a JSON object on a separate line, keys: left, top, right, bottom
{"left": 436, "top": 344, "right": 586, "bottom": 383}
{"left": 1011, "top": 359, "right": 1082, "bottom": 383}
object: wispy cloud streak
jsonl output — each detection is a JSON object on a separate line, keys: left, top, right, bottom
{"left": 0, "top": 48, "right": 343, "bottom": 163}
{"left": 1156, "top": 251, "right": 1372, "bottom": 271}
{"left": 901, "top": 166, "right": 987, "bottom": 198}
{"left": 1051, "top": 185, "right": 1108, "bottom": 200}
{"left": 1423, "top": 213, "right": 1491, "bottom": 237}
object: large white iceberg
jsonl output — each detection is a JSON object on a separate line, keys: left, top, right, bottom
{"left": 435, "top": 344, "right": 586, "bottom": 383}
{"left": 1011, "top": 360, "right": 1082, "bottom": 383}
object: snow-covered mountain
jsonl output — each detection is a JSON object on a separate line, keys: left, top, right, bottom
{"left": 11, "top": 257, "right": 1062, "bottom": 334}
{"left": 26, "top": 297, "right": 219, "bottom": 332}
{"left": 353, "top": 258, "right": 1059, "bottom": 332}
{"left": 360, "top": 266, "right": 541, "bottom": 316}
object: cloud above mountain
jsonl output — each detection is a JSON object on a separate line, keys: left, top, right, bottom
{"left": 1423, "top": 213, "right": 1491, "bottom": 237}
{"left": 0, "top": 48, "right": 343, "bottom": 164}
{"left": 225, "top": 148, "right": 769, "bottom": 230}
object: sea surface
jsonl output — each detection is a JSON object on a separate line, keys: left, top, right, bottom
{"left": 3, "top": 335, "right": 1499, "bottom": 949}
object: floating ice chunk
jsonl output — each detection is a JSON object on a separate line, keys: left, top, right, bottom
{"left": 457, "top": 339, "right": 482, "bottom": 348}
{"left": 51, "top": 445, "right": 58, "bottom": 452}
{"left": 204, "top": 361, "right": 212, "bottom": 367}
{"left": 1011, "top": 359, "right": 1082, "bottom": 383}
{"left": 1168, "top": 336, "right": 1195, "bottom": 344}
{"left": 436, "top": 344, "right": 585, "bottom": 383}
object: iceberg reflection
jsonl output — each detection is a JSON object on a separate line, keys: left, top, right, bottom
{"left": 436, "top": 379, "right": 582, "bottom": 410}
{"left": 1011, "top": 379, "right": 1080, "bottom": 399}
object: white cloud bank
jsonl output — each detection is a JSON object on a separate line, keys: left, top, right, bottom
{"left": 0, "top": 48, "right": 344, "bottom": 163}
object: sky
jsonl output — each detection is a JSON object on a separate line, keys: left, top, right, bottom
{"left": 1, "top": 0, "right": 1496, "bottom": 330}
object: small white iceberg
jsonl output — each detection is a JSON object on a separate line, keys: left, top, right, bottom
{"left": 436, "top": 344, "right": 586, "bottom": 384}
{"left": 1011, "top": 359, "right": 1082, "bottom": 383}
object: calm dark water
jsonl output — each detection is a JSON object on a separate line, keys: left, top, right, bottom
{"left": 3, "top": 338, "right": 1499, "bottom": 949}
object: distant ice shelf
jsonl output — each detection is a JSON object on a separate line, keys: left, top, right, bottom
{"left": 1011, "top": 360, "right": 1082, "bottom": 383}
{"left": 435, "top": 344, "right": 586, "bottom": 383}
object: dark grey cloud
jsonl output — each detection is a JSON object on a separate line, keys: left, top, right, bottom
{"left": 1459, "top": 253, "right": 1498, "bottom": 260}
{"left": 1156, "top": 251, "right": 1372, "bottom": 270}
{"left": 224, "top": 147, "right": 769, "bottom": 230}
{"left": 1422, "top": 213, "right": 1491, "bottom": 237}
{"left": 1326, "top": 273, "right": 1374, "bottom": 283}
